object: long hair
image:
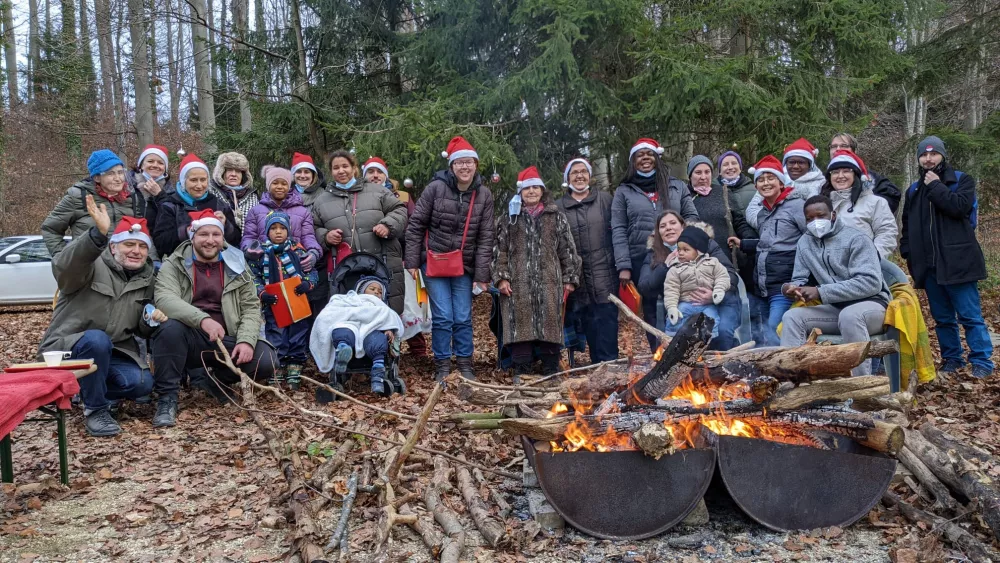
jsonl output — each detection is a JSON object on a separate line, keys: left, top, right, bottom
{"left": 620, "top": 150, "right": 672, "bottom": 202}
{"left": 651, "top": 209, "right": 686, "bottom": 265}
{"left": 328, "top": 150, "right": 359, "bottom": 179}
{"left": 820, "top": 171, "right": 863, "bottom": 212}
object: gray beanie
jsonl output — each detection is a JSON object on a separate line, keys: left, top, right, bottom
{"left": 917, "top": 136, "right": 947, "bottom": 160}
{"left": 687, "top": 155, "right": 713, "bottom": 179}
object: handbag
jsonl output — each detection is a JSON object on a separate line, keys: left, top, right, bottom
{"left": 425, "top": 191, "right": 476, "bottom": 278}
{"left": 619, "top": 281, "right": 642, "bottom": 315}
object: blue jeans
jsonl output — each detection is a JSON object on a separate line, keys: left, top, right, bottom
{"left": 750, "top": 294, "right": 793, "bottom": 347}
{"left": 713, "top": 292, "right": 742, "bottom": 351}
{"left": 264, "top": 312, "right": 311, "bottom": 365}
{"left": 72, "top": 329, "right": 152, "bottom": 414}
{"left": 423, "top": 270, "right": 474, "bottom": 360}
{"left": 665, "top": 302, "right": 720, "bottom": 338}
{"left": 924, "top": 273, "right": 994, "bottom": 370}
{"left": 567, "top": 302, "right": 619, "bottom": 363}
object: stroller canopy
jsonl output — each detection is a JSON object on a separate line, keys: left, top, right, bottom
{"left": 331, "top": 252, "right": 391, "bottom": 296}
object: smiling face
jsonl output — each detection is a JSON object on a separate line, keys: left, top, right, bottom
{"left": 451, "top": 157, "right": 477, "bottom": 185}
{"left": 785, "top": 157, "right": 811, "bottom": 181}
{"left": 141, "top": 155, "right": 166, "bottom": 178}
{"left": 676, "top": 241, "right": 699, "bottom": 263}
{"left": 331, "top": 157, "right": 356, "bottom": 185}
{"left": 97, "top": 166, "right": 126, "bottom": 193}
{"left": 755, "top": 172, "right": 783, "bottom": 201}
{"left": 111, "top": 239, "right": 149, "bottom": 270}
{"left": 191, "top": 226, "right": 224, "bottom": 261}
{"left": 658, "top": 212, "right": 684, "bottom": 246}
{"left": 223, "top": 168, "right": 243, "bottom": 187}
{"left": 830, "top": 168, "right": 855, "bottom": 191}
{"left": 185, "top": 168, "right": 210, "bottom": 198}
{"left": 364, "top": 167, "right": 387, "bottom": 185}
{"left": 294, "top": 168, "right": 315, "bottom": 186}
{"left": 690, "top": 163, "right": 713, "bottom": 189}
{"left": 567, "top": 162, "right": 591, "bottom": 191}
{"left": 269, "top": 177, "right": 290, "bottom": 201}
{"left": 919, "top": 151, "right": 943, "bottom": 170}
{"left": 720, "top": 155, "right": 741, "bottom": 180}
{"left": 634, "top": 149, "right": 657, "bottom": 173}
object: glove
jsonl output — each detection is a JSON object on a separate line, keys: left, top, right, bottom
{"left": 712, "top": 290, "right": 725, "bottom": 305}
{"left": 244, "top": 241, "right": 264, "bottom": 260}
{"left": 294, "top": 281, "right": 311, "bottom": 295}
{"left": 300, "top": 251, "right": 317, "bottom": 273}
{"left": 667, "top": 307, "right": 682, "bottom": 325}
{"left": 260, "top": 293, "right": 278, "bottom": 306}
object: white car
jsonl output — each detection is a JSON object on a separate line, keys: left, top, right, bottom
{"left": 0, "top": 235, "right": 69, "bottom": 305}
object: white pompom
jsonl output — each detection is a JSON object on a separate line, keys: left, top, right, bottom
{"left": 130, "top": 224, "right": 141, "bottom": 232}
{"left": 441, "top": 151, "right": 449, "bottom": 158}
{"left": 656, "top": 147, "right": 664, "bottom": 154}
{"left": 812, "top": 148, "right": 819, "bottom": 157}
{"left": 516, "top": 180, "right": 523, "bottom": 189}
{"left": 561, "top": 182, "right": 569, "bottom": 188}
{"left": 861, "top": 174, "right": 870, "bottom": 182}
{"left": 403, "top": 178, "right": 413, "bottom": 189}
{"left": 748, "top": 167, "right": 756, "bottom": 175}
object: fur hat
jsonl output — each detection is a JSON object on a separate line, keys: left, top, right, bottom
{"left": 212, "top": 152, "right": 254, "bottom": 189}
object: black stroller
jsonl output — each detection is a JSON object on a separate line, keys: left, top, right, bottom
{"left": 315, "top": 252, "right": 405, "bottom": 403}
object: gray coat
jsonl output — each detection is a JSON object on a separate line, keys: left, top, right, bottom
{"left": 788, "top": 220, "right": 890, "bottom": 307}
{"left": 41, "top": 179, "right": 146, "bottom": 256}
{"left": 611, "top": 179, "right": 699, "bottom": 273}
{"left": 557, "top": 191, "right": 617, "bottom": 307}
{"left": 740, "top": 188, "right": 808, "bottom": 297}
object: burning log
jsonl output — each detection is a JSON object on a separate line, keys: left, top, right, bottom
{"left": 626, "top": 312, "right": 715, "bottom": 403}
{"left": 699, "top": 340, "right": 897, "bottom": 382}
{"left": 767, "top": 376, "right": 891, "bottom": 411}
{"left": 633, "top": 423, "right": 675, "bottom": 459}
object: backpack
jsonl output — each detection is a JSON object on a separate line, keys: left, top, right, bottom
{"left": 908, "top": 171, "right": 977, "bottom": 229}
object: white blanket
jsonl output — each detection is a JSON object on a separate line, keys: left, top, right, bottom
{"left": 309, "top": 291, "right": 403, "bottom": 372}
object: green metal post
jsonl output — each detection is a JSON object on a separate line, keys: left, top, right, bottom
{"left": 0, "top": 434, "right": 13, "bottom": 483}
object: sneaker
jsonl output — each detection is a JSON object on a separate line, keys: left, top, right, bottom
{"left": 456, "top": 356, "right": 475, "bottom": 381}
{"left": 333, "top": 344, "right": 352, "bottom": 377}
{"left": 434, "top": 358, "right": 451, "bottom": 383}
{"left": 939, "top": 359, "right": 965, "bottom": 373}
{"left": 85, "top": 408, "right": 122, "bottom": 437}
{"left": 152, "top": 397, "right": 178, "bottom": 427}
{"left": 268, "top": 367, "right": 285, "bottom": 387}
{"left": 971, "top": 365, "right": 993, "bottom": 379}
{"left": 370, "top": 367, "right": 387, "bottom": 395}
{"left": 286, "top": 364, "right": 303, "bottom": 391}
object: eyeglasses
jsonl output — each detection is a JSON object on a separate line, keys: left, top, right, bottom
{"left": 102, "top": 168, "right": 126, "bottom": 178}
{"left": 452, "top": 159, "right": 477, "bottom": 169}
{"left": 830, "top": 168, "right": 854, "bottom": 177}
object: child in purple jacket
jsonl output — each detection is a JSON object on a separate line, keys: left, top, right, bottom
{"left": 242, "top": 166, "right": 323, "bottom": 269}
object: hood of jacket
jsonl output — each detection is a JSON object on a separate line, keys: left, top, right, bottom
{"left": 212, "top": 152, "right": 254, "bottom": 191}
{"left": 260, "top": 188, "right": 306, "bottom": 209}
{"left": 788, "top": 166, "right": 825, "bottom": 195}
{"left": 166, "top": 239, "right": 247, "bottom": 277}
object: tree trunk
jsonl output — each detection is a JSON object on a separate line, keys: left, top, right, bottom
{"left": 165, "top": 0, "right": 180, "bottom": 127}
{"left": 128, "top": 0, "right": 154, "bottom": 148}
{"left": 189, "top": 0, "right": 216, "bottom": 152}
{"left": 78, "top": 0, "right": 97, "bottom": 107}
{"left": 93, "top": 0, "right": 115, "bottom": 113}
{"left": 28, "top": 0, "right": 40, "bottom": 98}
{"left": 112, "top": 2, "right": 127, "bottom": 152}
{"left": 1, "top": 1, "right": 17, "bottom": 105}
{"left": 232, "top": 0, "right": 251, "bottom": 131}
{"left": 207, "top": 0, "right": 216, "bottom": 85}
{"left": 288, "top": 0, "right": 323, "bottom": 156}
{"left": 146, "top": 0, "right": 158, "bottom": 123}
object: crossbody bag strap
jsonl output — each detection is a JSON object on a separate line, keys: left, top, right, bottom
{"left": 457, "top": 190, "right": 476, "bottom": 251}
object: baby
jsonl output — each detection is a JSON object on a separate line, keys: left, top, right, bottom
{"left": 663, "top": 225, "right": 730, "bottom": 337}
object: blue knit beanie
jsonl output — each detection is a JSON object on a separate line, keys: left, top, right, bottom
{"left": 265, "top": 211, "right": 291, "bottom": 234}
{"left": 87, "top": 149, "right": 125, "bottom": 177}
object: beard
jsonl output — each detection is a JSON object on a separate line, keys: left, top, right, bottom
{"left": 193, "top": 243, "right": 221, "bottom": 261}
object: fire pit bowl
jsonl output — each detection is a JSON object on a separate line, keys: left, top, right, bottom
{"left": 521, "top": 436, "right": 716, "bottom": 540}
{"left": 716, "top": 434, "right": 897, "bottom": 531}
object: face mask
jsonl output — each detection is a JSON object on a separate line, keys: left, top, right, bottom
{"left": 142, "top": 171, "right": 166, "bottom": 183}
{"left": 637, "top": 170, "right": 656, "bottom": 178}
{"left": 508, "top": 194, "right": 522, "bottom": 217}
{"left": 720, "top": 176, "right": 740, "bottom": 187}
{"left": 807, "top": 218, "right": 833, "bottom": 238}
{"left": 569, "top": 184, "right": 589, "bottom": 194}
{"left": 334, "top": 177, "right": 357, "bottom": 190}
{"left": 295, "top": 183, "right": 308, "bottom": 193}
{"left": 662, "top": 241, "right": 676, "bottom": 251}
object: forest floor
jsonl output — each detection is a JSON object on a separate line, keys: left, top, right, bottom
{"left": 1, "top": 294, "right": 999, "bottom": 563}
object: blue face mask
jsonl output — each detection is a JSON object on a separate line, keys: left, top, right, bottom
{"left": 333, "top": 178, "right": 357, "bottom": 190}
{"left": 295, "top": 184, "right": 308, "bottom": 193}
{"left": 663, "top": 241, "right": 677, "bottom": 251}
{"left": 142, "top": 171, "right": 167, "bottom": 183}
{"left": 509, "top": 194, "right": 522, "bottom": 217}
{"left": 637, "top": 170, "right": 656, "bottom": 178}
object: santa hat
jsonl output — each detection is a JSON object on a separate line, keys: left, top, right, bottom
{"left": 137, "top": 144, "right": 169, "bottom": 169}
{"left": 441, "top": 136, "right": 479, "bottom": 164}
{"left": 516, "top": 166, "right": 545, "bottom": 191}
{"left": 290, "top": 152, "right": 316, "bottom": 175}
{"left": 629, "top": 138, "right": 665, "bottom": 161}
{"left": 109, "top": 216, "right": 152, "bottom": 248}
{"left": 782, "top": 138, "right": 819, "bottom": 165}
{"left": 827, "top": 150, "right": 870, "bottom": 182}
{"left": 178, "top": 153, "right": 210, "bottom": 187}
{"left": 362, "top": 156, "right": 389, "bottom": 178}
{"left": 748, "top": 155, "right": 789, "bottom": 185}
{"left": 187, "top": 209, "right": 225, "bottom": 238}
{"left": 562, "top": 157, "right": 592, "bottom": 187}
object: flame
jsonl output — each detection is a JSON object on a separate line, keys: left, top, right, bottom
{"left": 546, "top": 403, "right": 568, "bottom": 419}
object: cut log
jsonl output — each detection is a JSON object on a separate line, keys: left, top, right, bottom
{"left": 399, "top": 504, "right": 443, "bottom": 558}
{"left": 883, "top": 490, "right": 998, "bottom": 563}
{"left": 903, "top": 429, "right": 967, "bottom": 498}
{"left": 829, "top": 420, "right": 903, "bottom": 454}
{"left": 920, "top": 423, "right": 993, "bottom": 464}
{"left": 456, "top": 455, "right": 507, "bottom": 548}
{"left": 309, "top": 438, "right": 355, "bottom": 492}
{"left": 950, "top": 452, "right": 1000, "bottom": 543}
{"left": 701, "top": 342, "right": 872, "bottom": 381}
{"left": 424, "top": 457, "right": 465, "bottom": 563}
{"left": 626, "top": 312, "right": 714, "bottom": 403}
{"left": 896, "top": 446, "right": 960, "bottom": 513}
{"left": 633, "top": 423, "right": 674, "bottom": 459}
{"left": 747, "top": 376, "right": 781, "bottom": 403}
{"left": 767, "top": 376, "right": 890, "bottom": 411}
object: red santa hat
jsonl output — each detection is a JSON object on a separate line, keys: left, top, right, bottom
{"left": 562, "top": 157, "right": 592, "bottom": 187}
{"left": 748, "top": 155, "right": 789, "bottom": 185}
{"left": 827, "top": 149, "right": 870, "bottom": 182}
{"left": 516, "top": 166, "right": 545, "bottom": 192}
{"left": 629, "top": 138, "right": 665, "bottom": 161}
{"left": 109, "top": 216, "right": 152, "bottom": 248}
{"left": 362, "top": 156, "right": 389, "bottom": 178}
{"left": 137, "top": 144, "right": 169, "bottom": 169}
{"left": 290, "top": 152, "right": 317, "bottom": 175}
{"left": 782, "top": 137, "right": 820, "bottom": 166}
{"left": 187, "top": 209, "right": 225, "bottom": 238}
{"left": 178, "top": 153, "right": 210, "bottom": 187}
{"left": 441, "top": 136, "right": 479, "bottom": 164}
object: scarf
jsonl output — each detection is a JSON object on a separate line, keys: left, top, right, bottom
{"left": 691, "top": 183, "right": 712, "bottom": 197}
{"left": 632, "top": 172, "right": 658, "bottom": 202}
{"left": 96, "top": 185, "right": 130, "bottom": 204}
{"left": 525, "top": 203, "right": 545, "bottom": 218}
{"left": 261, "top": 240, "right": 301, "bottom": 283}
{"left": 720, "top": 175, "right": 741, "bottom": 187}
{"left": 332, "top": 178, "right": 357, "bottom": 191}
{"left": 177, "top": 182, "right": 209, "bottom": 206}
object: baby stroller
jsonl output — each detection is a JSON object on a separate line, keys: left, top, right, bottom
{"left": 315, "top": 252, "right": 405, "bottom": 403}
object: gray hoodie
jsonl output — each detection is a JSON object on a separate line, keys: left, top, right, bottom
{"left": 787, "top": 220, "right": 890, "bottom": 307}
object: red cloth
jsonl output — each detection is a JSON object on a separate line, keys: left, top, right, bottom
{"left": 0, "top": 370, "right": 80, "bottom": 438}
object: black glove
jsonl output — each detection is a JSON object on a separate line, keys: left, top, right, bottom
{"left": 260, "top": 293, "right": 278, "bottom": 306}
{"left": 294, "top": 281, "right": 311, "bottom": 295}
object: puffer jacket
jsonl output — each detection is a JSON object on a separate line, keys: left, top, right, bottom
{"left": 311, "top": 180, "right": 408, "bottom": 313}
{"left": 209, "top": 152, "right": 258, "bottom": 231}
{"left": 740, "top": 187, "right": 808, "bottom": 297}
{"left": 870, "top": 171, "right": 901, "bottom": 214}
{"left": 638, "top": 226, "right": 740, "bottom": 303}
{"left": 37, "top": 228, "right": 156, "bottom": 367}
{"left": 154, "top": 240, "right": 262, "bottom": 346}
{"left": 721, "top": 174, "right": 757, "bottom": 218}
{"left": 298, "top": 170, "right": 328, "bottom": 209}
{"left": 788, "top": 220, "right": 890, "bottom": 308}
{"left": 828, "top": 188, "right": 897, "bottom": 258}
{"left": 557, "top": 190, "right": 617, "bottom": 307}
{"left": 492, "top": 203, "right": 582, "bottom": 346}
{"left": 611, "top": 177, "right": 699, "bottom": 275}
{"left": 663, "top": 252, "right": 731, "bottom": 310}
{"left": 41, "top": 179, "right": 146, "bottom": 256}
{"left": 745, "top": 166, "right": 824, "bottom": 230}
{"left": 241, "top": 190, "right": 323, "bottom": 257}
{"left": 404, "top": 170, "right": 496, "bottom": 284}
{"left": 153, "top": 190, "right": 241, "bottom": 258}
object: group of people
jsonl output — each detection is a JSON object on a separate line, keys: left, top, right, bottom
{"left": 36, "top": 131, "right": 993, "bottom": 438}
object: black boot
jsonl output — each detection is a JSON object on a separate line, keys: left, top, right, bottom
{"left": 152, "top": 396, "right": 178, "bottom": 427}
{"left": 456, "top": 356, "right": 475, "bottom": 380}
{"left": 434, "top": 358, "right": 451, "bottom": 382}
{"left": 512, "top": 361, "right": 533, "bottom": 385}
{"left": 540, "top": 353, "right": 562, "bottom": 376}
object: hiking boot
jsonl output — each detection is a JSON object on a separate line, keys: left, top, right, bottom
{"left": 333, "top": 344, "right": 353, "bottom": 380}
{"left": 152, "top": 397, "right": 178, "bottom": 427}
{"left": 434, "top": 358, "right": 451, "bottom": 383}
{"left": 286, "top": 364, "right": 303, "bottom": 391}
{"left": 971, "top": 365, "right": 993, "bottom": 379}
{"left": 85, "top": 408, "right": 121, "bottom": 437}
{"left": 939, "top": 359, "right": 965, "bottom": 373}
{"left": 456, "top": 356, "right": 475, "bottom": 381}
{"left": 370, "top": 367, "right": 387, "bottom": 396}
{"left": 512, "top": 362, "right": 532, "bottom": 386}
{"left": 268, "top": 367, "right": 285, "bottom": 387}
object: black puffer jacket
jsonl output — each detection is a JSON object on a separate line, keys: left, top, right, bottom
{"left": 153, "top": 191, "right": 241, "bottom": 257}
{"left": 870, "top": 171, "right": 902, "bottom": 215}
{"left": 611, "top": 176, "right": 699, "bottom": 274}
{"left": 557, "top": 190, "right": 617, "bottom": 307}
{"left": 404, "top": 170, "right": 496, "bottom": 283}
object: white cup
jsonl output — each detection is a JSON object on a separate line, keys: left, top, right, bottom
{"left": 43, "top": 351, "right": 71, "bottom": 367}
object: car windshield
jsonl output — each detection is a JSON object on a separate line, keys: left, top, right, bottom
{"left": 0, "top": 237, "right": 26, "bottom": 255}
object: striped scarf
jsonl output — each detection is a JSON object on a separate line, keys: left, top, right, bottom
{"left": 261, "top": 241, "right": 300, "bottom": 283}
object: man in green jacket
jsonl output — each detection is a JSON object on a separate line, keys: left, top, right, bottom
{"left": 38, "top": 198, "right": 165, "bottom": 437}
{"left": 151, "top": 209, "right": 275, "bottom": 427}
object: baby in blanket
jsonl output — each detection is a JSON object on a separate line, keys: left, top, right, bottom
{"left": 309, "top": 276, "right": 403, "bottom": 396}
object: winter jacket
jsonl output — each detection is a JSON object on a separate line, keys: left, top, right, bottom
{"left": 740, "top": 187, "right": 808, "bottom": 297}
{"left": 404, "top": 170, "right": 496, "bottom": 284}
{"left": 870, "top": 171, "right": 902, "bottom": 214}
{"left": 37, "top": 228, "right": 156, "bottom": 368}
{"left": 311, "top": 180, "right": 408, "bottom": 313}
{"left": 788, "top": 220, "right": 890, "bottom": 308}
{"left": 900, "top": 164, "right": 986, "bottom": 288}
{"left": 41, "top": 179, "right": 146, "bottom": 256}
{"left": 611, "top": 177, "right": 699, "bottom": 274}
{"left": 638, "top": 229, "right": 740, "bottom": 303}
{"left": 688, "top": 181, "right": 738, "bottom": 251}
{"left": 153, "top": 190, "right": 241, "bottom": 258}
{"left": 248, "top": 241, "right": 320, "bottom": 298}
{"left": 663, "top": 253, "right": 731, "bottom": 310}
{"left": 297, "top": 170, "right": 328, "bottom": 210}
{"left": 241, "top": 190, "right": 323, "bottom": 258}
{"left": 126, "top": 169, "right": 169, "bottom": 234}
{"left": 209, "top": 152, "right": 258, "bottom": 231}
{"left": 828, "top": 188, "right": 897, "bottom": 258}
{"left": 745, "top": 166, "right": 824, "bottom": 230}
{"left": 154, "top": 240, "right": 263, "bottom": 346}
{"left": 556, "top": 190, "right": 617, "bottom": 307}
{"left": 492, "top": 203, "right": 582, "bottom": 346}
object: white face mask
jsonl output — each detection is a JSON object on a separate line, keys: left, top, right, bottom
{"left": 807, "top": 218, "right": 833, "bottom": 238}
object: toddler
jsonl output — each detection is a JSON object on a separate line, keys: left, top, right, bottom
{"left": 663, "top": 225, "right": 730, "bottom": 337}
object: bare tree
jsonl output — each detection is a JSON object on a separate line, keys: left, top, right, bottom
{"left": 289, "top": 0, "right": 322, "bottom": 155}
{"left": 79, "top": 0, "right": 97, "bottom": 96}
{"left": 232, "top": 0, "right": 251, "bottom": 131}
{"left": 147, "top": 0, "right": 158, "bottom": 123}
{"left": 190, "top": 0, "right": 216, "bottom": 152}
{"left": 28, "top": 0, "right": 40, "bottom": 98}
{"left": 129, "top": 0, "right": 155, "bottom": 147}
{"left": 165, "top": 0, "right": 180, "bottom": 129}
{"left": 1, "top": 1, "right": 18, "bottom": 106}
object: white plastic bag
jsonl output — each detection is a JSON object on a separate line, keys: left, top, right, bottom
{"left": 401, "top": 271, "right": 432, "bottom": 341}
